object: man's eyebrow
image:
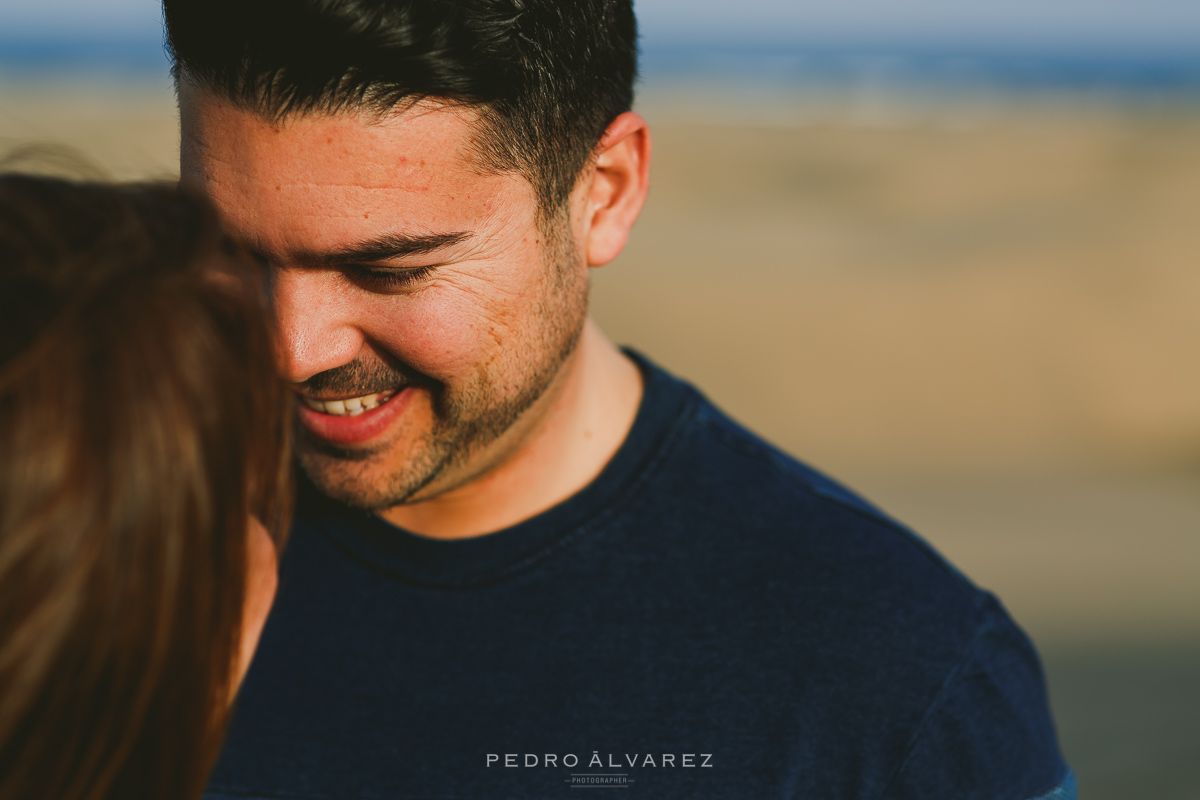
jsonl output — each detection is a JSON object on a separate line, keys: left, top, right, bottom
{"left": 295, "top": 231, "right": 473, "bottom": 266}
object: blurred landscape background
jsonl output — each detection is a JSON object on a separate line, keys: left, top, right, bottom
{"left": 3, "top": 0, "right": 1198, "bottom": 796}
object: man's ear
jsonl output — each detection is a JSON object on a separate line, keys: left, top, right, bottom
{"left": 583, "top": 111, "right": 651, "bottom": 267}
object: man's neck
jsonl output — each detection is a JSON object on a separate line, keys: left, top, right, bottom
{"left": 376, "top": 318, "right": 643, "bottom": 539}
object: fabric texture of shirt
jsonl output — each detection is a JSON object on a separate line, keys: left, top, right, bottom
{"left": 208, "top": 352, "right": 1074, "bottom": 800}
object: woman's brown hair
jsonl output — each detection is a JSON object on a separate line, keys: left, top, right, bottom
{"left": 0, "top": 174, "right": 292, "bottom": 800}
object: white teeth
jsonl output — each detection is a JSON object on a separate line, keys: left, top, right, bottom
{"left": 300, "top": 390, "right": 395, "bottom": 417}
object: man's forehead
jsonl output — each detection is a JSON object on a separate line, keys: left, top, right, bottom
{"left": 181, "top": 87, "right": 483, "bottom": 182}
{"left": 179, "top": 86, "right": 531, "bottom": 259}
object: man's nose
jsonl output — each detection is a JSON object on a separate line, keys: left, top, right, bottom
{"left": 271, "top": 268, "right": 364, "bottom": 384}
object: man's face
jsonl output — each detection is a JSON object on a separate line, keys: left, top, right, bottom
{"left": 180, "top": 88, "right": 590, "bottom": 509}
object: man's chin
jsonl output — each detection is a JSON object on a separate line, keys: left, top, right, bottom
{"left": 297, "top": 430, "right": 387, "bottom": 463}
{"left": 297, "top": 441, "right": 445, "bottom": 512}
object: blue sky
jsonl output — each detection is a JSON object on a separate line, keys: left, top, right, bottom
{"left": 3, "top": 0, "right": 1199, "bottom": 90}
{"left": 3, "top": 0, "right": 1200, "bottom": 53}
{"left": 639, "top": 0, "right": 1200, "bottom": 54}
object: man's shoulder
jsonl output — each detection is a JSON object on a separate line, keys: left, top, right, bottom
{"left": 627, "top": 363, "right": 1018, "bottom": 688}
{"left": 682, "top": 390, "right": 906, "bottom": 537}
{"left": 645, "top": 369, "right": 982, "bottom": 611}
{"left": 630, "top": 370, "right": 1070, "bottom": 799}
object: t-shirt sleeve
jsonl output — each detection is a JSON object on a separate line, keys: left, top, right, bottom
{"left": 881, "top": 597, "right": 1073, "bottom": 800}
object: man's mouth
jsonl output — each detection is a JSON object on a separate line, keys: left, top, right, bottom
{"left": 299, "top": 390, "right": 396, "bottom": 417}
{"left": 294, "top": 386, "right": 414, "bottom": 448}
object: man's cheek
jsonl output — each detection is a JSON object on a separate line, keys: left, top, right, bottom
{"left": 368, "top": 296, "right": 497, "bottom": 379}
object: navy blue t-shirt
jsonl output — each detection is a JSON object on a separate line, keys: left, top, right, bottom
{"left": 209, "top": 353, "right": 1074, "bottom": 800}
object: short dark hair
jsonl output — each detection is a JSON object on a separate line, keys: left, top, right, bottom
{"left": 0, "top": 175, "right": 292, "bottom": 800}
{"left": 164, "top": 0, "right": 639, "bottom": 210}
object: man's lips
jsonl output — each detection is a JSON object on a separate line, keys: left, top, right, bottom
{"left": 300, "top": 390, "right": 395, "bottom": 416}
{"left": 295, "top": 387, "right": 415, "bottom": 447}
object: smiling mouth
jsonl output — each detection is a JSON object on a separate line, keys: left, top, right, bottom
{"left": 299, "top": 390, "right": 397, "bottom": 417}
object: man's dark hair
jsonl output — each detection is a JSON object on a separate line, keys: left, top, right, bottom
{"left": 164, "top": 0, "right": 638, "bottom": 211}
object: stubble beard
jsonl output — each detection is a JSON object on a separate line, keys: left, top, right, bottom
{"left": 296, "top": 213, "right": 589, "bottom": 511}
